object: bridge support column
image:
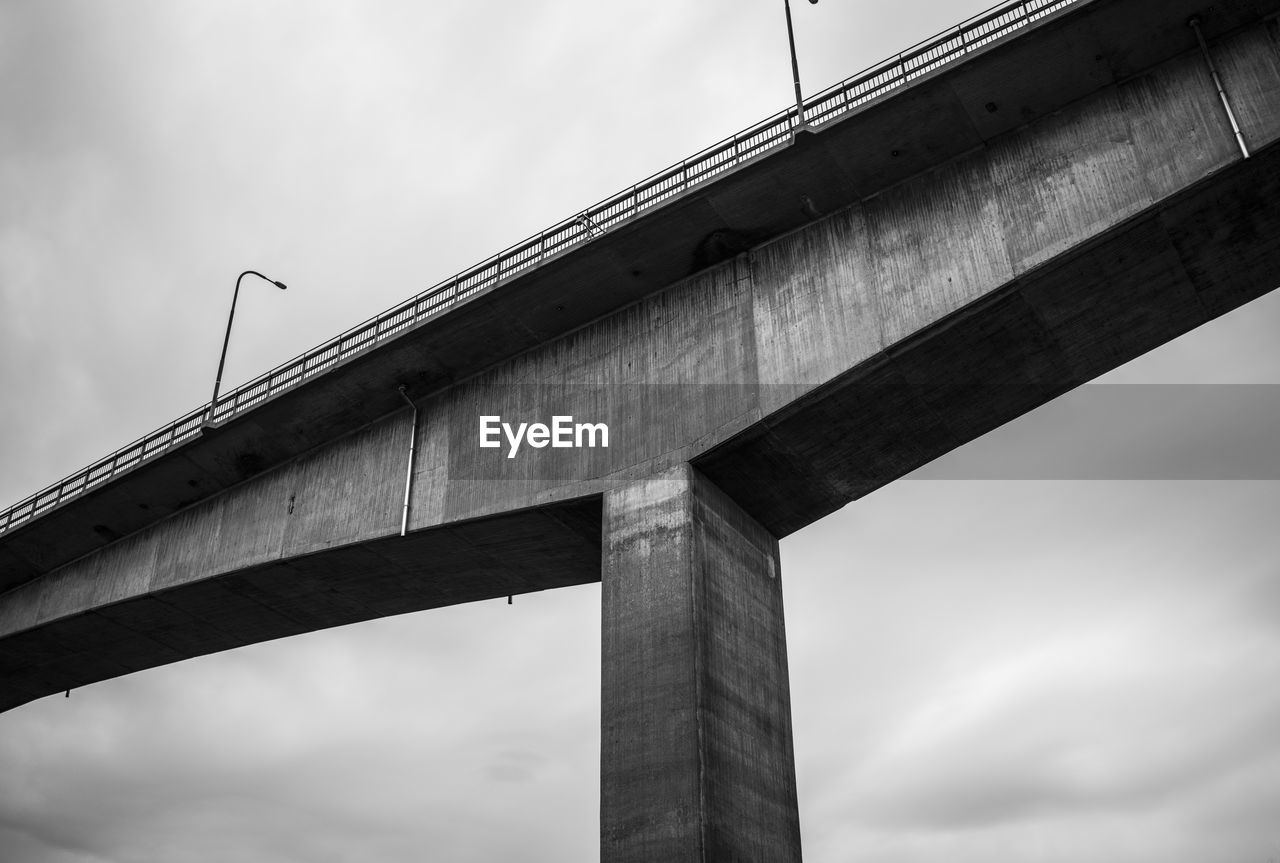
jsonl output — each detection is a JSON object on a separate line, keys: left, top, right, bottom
{"left": 601, "top": 464, "right": 801, "bottom": 862}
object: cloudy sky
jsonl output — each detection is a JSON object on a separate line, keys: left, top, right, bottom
{"left": 2, "top": 1, "right": 1279, "bottom": 861}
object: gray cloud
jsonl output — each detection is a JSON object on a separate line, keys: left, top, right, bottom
{"left": 913, "top": 383, "right": 1280, "bottom": 480}
{"left": 787, "top": 479, "right": 1280, "bottom": 862}
{"left": 0, "top": 588, "right": 602, "bottom": 862}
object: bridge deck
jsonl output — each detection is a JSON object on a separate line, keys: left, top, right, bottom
{"left": 3, "top": 0, "right": 1280, "bottom": 712}
{"left": 1, "top": 0, "right": 1250, "bottom": 589}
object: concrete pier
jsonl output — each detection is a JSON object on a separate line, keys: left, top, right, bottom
{"left": 601, "top": 465, "right": 801, "bottom": 862}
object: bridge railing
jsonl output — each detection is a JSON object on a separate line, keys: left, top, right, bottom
{"left": 0, "top": 0, "right": 1080, "bottom": 537}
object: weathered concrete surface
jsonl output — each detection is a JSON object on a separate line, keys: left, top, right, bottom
{"left": 701, "top": 138, "right": 1280, "bottom": 533}
{"left": 3, "top": 1, "right": 1280, "bottom": 709}
{"left": 601, "top": 465, "right": 799, "bottom": 862}
{"left": 0, "top": 499, "right": 602, "bottom": 708}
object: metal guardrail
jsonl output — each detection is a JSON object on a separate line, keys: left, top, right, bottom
{"left": 0, "top": 0, "right": 1080, "bottom": 537}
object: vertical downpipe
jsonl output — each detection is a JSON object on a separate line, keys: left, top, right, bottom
{"left": 397, "top": 386, "right": 418, "bottom": 537}
{"left": 1189, "top": 16, "right": 1251, "bottom": 159}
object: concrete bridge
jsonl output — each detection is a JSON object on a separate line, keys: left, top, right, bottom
{"left": 3, "top": 0, "right": 1280, "bottom": 858}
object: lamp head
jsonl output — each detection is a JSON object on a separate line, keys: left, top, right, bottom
{"left": 273, "top": 281, "right": 287, "bottom": 290}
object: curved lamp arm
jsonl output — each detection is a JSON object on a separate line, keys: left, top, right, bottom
{"left": 209, "top": 270, "right": 287, "bottom": 418}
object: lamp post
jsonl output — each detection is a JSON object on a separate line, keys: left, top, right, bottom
{"left": 784, "top": 0, "right": 819, "bottom": 128}
{"left": 208, "top": 270, "right": 287, "bottom": 421}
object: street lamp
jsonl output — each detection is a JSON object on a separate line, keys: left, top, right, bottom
{"left": 785, "top": 0, "right": 819, "bottom": 128}
{"left": 208, "top": 270, "right": 287, "bottom": 421}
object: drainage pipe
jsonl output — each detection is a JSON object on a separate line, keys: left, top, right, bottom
{"left": 1189, "top": 17, "right": 1250, "bottom": 159}
{"left": 397, "top": 386, "right": 418, "bottom": 537}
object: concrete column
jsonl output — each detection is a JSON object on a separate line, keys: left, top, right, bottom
{"left": 601, "top": 464, "right": 801, "bottom": 862}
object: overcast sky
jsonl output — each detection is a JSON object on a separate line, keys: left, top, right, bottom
{"left": 2, "top": 1, "right": 1279, "bottom": 861}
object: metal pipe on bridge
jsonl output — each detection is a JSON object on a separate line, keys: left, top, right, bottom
{"left": 397, "top": 386, "right": 418, "bottom": 537}
{"left": 1189, "top": 16, "right": 1251, "bottom": 159}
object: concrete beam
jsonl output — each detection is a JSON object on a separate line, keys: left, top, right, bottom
{"left": 0, "top": 499, "right": 603, "bottom": 713}
{"left": 601, "top": 465, "right": 800, "bottom": 862}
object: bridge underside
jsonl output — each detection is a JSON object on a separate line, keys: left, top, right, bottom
{"left": 3, "top": 137, "right": 1278, "bottom": 713}
{"left": 0, "top": 499, "right": 603, "bottom": 709}
{"left": 699, "top": 139, "right": 1280, "bottom": 535}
